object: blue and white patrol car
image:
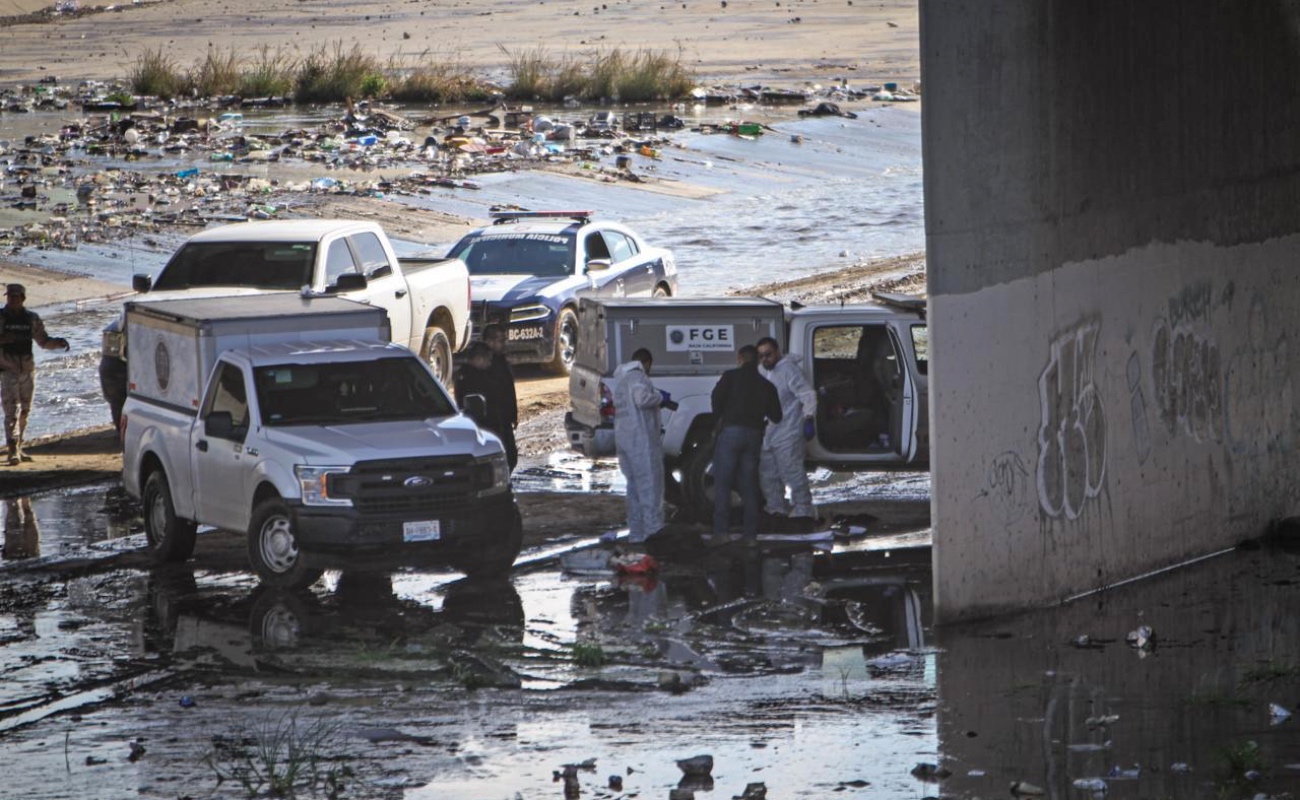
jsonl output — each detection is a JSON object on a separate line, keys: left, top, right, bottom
{"left": 446, "top": 210, "right": 678, "bottom": 373}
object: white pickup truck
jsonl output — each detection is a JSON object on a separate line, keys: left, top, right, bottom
{"left": 100, "top": 219, "right": 473, "bottom": 426}
{"left": 120, "top": 294, "right": 519, "bottom": 589}
{"left": 565, "top": 295, "right": 930, "bottom": 519}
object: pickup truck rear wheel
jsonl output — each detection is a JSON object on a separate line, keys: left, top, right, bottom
{"left": 681, "top": 434, "right": 738, "bottom": 524}
{"left": 142, "top": 470, "right": 198, "bottom": 563}
{"left": 546, "top": 307, "right": 579, "bottom": 375}
{"left": 422, "top": 326, "right": 454, "bottom": 389}
{"left": 248, "top": 498, "right": 324, "bottom": 590}
{"left": 454, "top": 506, "right": 523, "bottom": 578}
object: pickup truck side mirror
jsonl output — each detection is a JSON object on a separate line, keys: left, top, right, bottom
{"left": 333, "top": 273, "right": 369, "bottom": 292}
{"left": 585, "top": 258, "right": 612, "bottom": 272}
{"left": 132, "top": 273, "right": 153, "bottom": 293}
{"left": 462, "top": 393, "right": 487, "bottom": 423}
{"left": 205, "top": 410, "right": 234, "bottom": 438}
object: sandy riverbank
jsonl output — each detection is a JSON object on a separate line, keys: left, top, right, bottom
{"left": 0, "top": 0, "right": 919, "bottom": 90}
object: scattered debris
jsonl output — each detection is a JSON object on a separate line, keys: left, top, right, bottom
{"left": 676, "top": 754, "right": 713, "bottom": 777}
{"left": 1010, "top": 780, "right": 1046, "bottom": 795}
{"left": 910, "top": 762, "right": 951, "bottom": 782}
{"left": 1270, "top": 702, "right": 1292, "bottom": 725}
{"left": 1125, "top": 625, "right": 1155, "bottom": 651}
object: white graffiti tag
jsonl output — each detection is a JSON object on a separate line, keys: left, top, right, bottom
{"left": 1037, "top": 321, "right": 1107, "bottom": 520}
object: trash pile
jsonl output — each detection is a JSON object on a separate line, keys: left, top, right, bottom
{"left": 0, "top": 100, "right": 684, "bottom": 253}
{"left": 1, "top": 76, "right": 902, "bottom": 254}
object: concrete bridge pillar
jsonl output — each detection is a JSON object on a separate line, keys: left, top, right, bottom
{"left": 921, "top": 0, "right": 1300, "bottom": 621}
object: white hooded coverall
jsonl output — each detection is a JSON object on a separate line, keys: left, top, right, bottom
{"left": 760, "top": 354, "right": 818, "bottom": 518}
{"left": 613, "top": 360, "right": 665, "bottom": 542}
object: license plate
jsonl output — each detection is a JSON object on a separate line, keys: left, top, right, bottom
{"left": 403, "top": 520, "right": 441, "bottom": 542}
{"left": 508, "top": 325, "right": 544, "bottom": 341}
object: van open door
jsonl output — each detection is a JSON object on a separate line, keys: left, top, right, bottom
{"left": 801, "top": 319, "right": 919, "bottom": 467}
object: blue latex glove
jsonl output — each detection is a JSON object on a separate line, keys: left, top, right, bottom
{"left": 802, "top": 417, "right": 816, "bottom": 440}
{"left": 659, "top": 389, "right": 679, "bottom": 411}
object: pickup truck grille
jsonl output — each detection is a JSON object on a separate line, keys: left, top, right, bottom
{"left": 471, "top": 301, "right": 509, "bottom": 333}
{"left": 331, "top": 456, "right": 491, "bottom": 515}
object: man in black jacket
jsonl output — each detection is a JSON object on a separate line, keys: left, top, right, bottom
{"left": 455, "top": 340, "right": 518, "bottom": 471}
{"left": 710, "top": 344, "right": 783, "bottom": 539}
{"left": 480, "top": 324, "right": 519, "bottom": 469}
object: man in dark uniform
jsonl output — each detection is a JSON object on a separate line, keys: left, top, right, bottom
{"left": 709, "top": 344, "right": 783, "bottom": 540}
{"left": 455, "top": 340, "right": 519, "bottom": 471}
{"left": 0, "top": 284, "right": 70, "bottom": 465}
{"left": 481, "top": 323, "right": 519, "bottom": 470}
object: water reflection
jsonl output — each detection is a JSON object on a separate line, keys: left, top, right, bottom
{"left": 0, "top": 482, "right": 138, "bottom": 563}
{"left": 566, "top": 542, "right": 935, "bottom": 682}
{"left": 936, "top": 542, "right": 1300, "bottom": 800}
{"left": 143, "top": 568, "right": 526, "bottom": 676}
{"left": 2, "top": 497, "right": 39, "bottom": 559}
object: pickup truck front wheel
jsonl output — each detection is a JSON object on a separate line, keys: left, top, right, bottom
{"left": 248, "top": 498, "right": 324, "bottom": 590}
{"left": 453, "top": 506, "right": 523, "bottom": 578}
{"left": 422, "top": 326, "right": 454, "bottom": 389}
{"left": 142, "top": 470, "right": 198, "bottom": 563}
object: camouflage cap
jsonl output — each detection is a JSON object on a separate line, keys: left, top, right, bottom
{"left": 5, "top": 283, "right": 25, "bottom": 296}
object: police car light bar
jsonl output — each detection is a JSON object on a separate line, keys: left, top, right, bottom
{"left": 489, "top": 209, "right": 594, "bottom": 225}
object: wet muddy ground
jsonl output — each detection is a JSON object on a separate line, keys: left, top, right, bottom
{"left": 1, "top": 472, "right": 938, "bottom": 800}
{"left": 3, "top": 469, "right": 1299, "bottom": 800}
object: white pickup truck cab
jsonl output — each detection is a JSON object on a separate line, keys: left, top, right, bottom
{"left": 565, "top": 295, "right": 930, "bottom": 518}
{"left": 121, "top": 294, "right": 518, "bottom": 589}
{"left": 101, "top": 219, "right": 473, "bottom": 426}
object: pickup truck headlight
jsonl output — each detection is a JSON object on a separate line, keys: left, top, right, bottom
{"left": 509, "top": 303, "right": 551, "bottom": 324}
{"left": 477, "top": 452, "right": 510, "bottom": 496}
{"left": 295, "top": 465, "right": 354, "bottom": 506}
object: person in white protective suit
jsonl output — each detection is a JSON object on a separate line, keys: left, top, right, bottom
{"left": 613, "top": 348, "right": 668, "bottom": 543}
{"left": 756, "top": 336, "right": 819, "bottom": 527}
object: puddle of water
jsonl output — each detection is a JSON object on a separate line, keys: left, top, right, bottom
{"left": 936, "top": 542, "right": 1300, "bottom": 800}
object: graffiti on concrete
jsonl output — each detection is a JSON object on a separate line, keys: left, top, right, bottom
{"left": 1037, "top": 319, "right": 1107, "bottom": 520}
{"left": 1150, "top": 318, "right": 1222, "bottom": 444}
{"left": 982, "top": 450, "right": 1033, "bottom": 525}
{"left": 1165, "top": 282, "right": 1214, "bottom": 331}
{"left": 1127, "top": 351, "right": 1152, "bottom": 465}
{"left": 1225, "top": 295, "right": 1294, "bottom": 456}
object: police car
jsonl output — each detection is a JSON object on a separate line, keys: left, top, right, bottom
{"left": 447, "top": 210, "right": 678, "bottom": 373}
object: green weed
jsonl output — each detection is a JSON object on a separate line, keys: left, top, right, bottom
{"left": 202, "top": 710, "right": 348, "bottom": 798}
{"left": 572, "top": 640, "right": 607, "bottom": 668}
{"left": 189, "top": 47, "right": 243, "bottom": 98}
{"left": 294, "top": 42, "right": 383, "bottom": 104}
{"left": 237, "top": 45, "right": 296, "bottom": 98}
{"left": 1240, "top": 660, "right": 1300, "bottom": 684}
{"left": 128, "top": 46, "right": 183, "bottom": 98}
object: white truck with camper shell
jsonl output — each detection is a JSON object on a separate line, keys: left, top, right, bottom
{"left": 565, "top": 295, "right": 930, "bottom": 519}
{"left": 100, "top": 219, "right": 473, "bottom": 427}
{"left": 120, "top": 294, "right": 520, "bottom": 589}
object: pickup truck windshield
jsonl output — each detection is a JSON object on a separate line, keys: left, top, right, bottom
{"left": 448, "top": 232, "right": 576, "bottom": 277}
{"left": 152, "top": 242, "right": 318, "bottom": 290}
{"left": 254, "top": 357, "right": 455, "bottom": 426}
